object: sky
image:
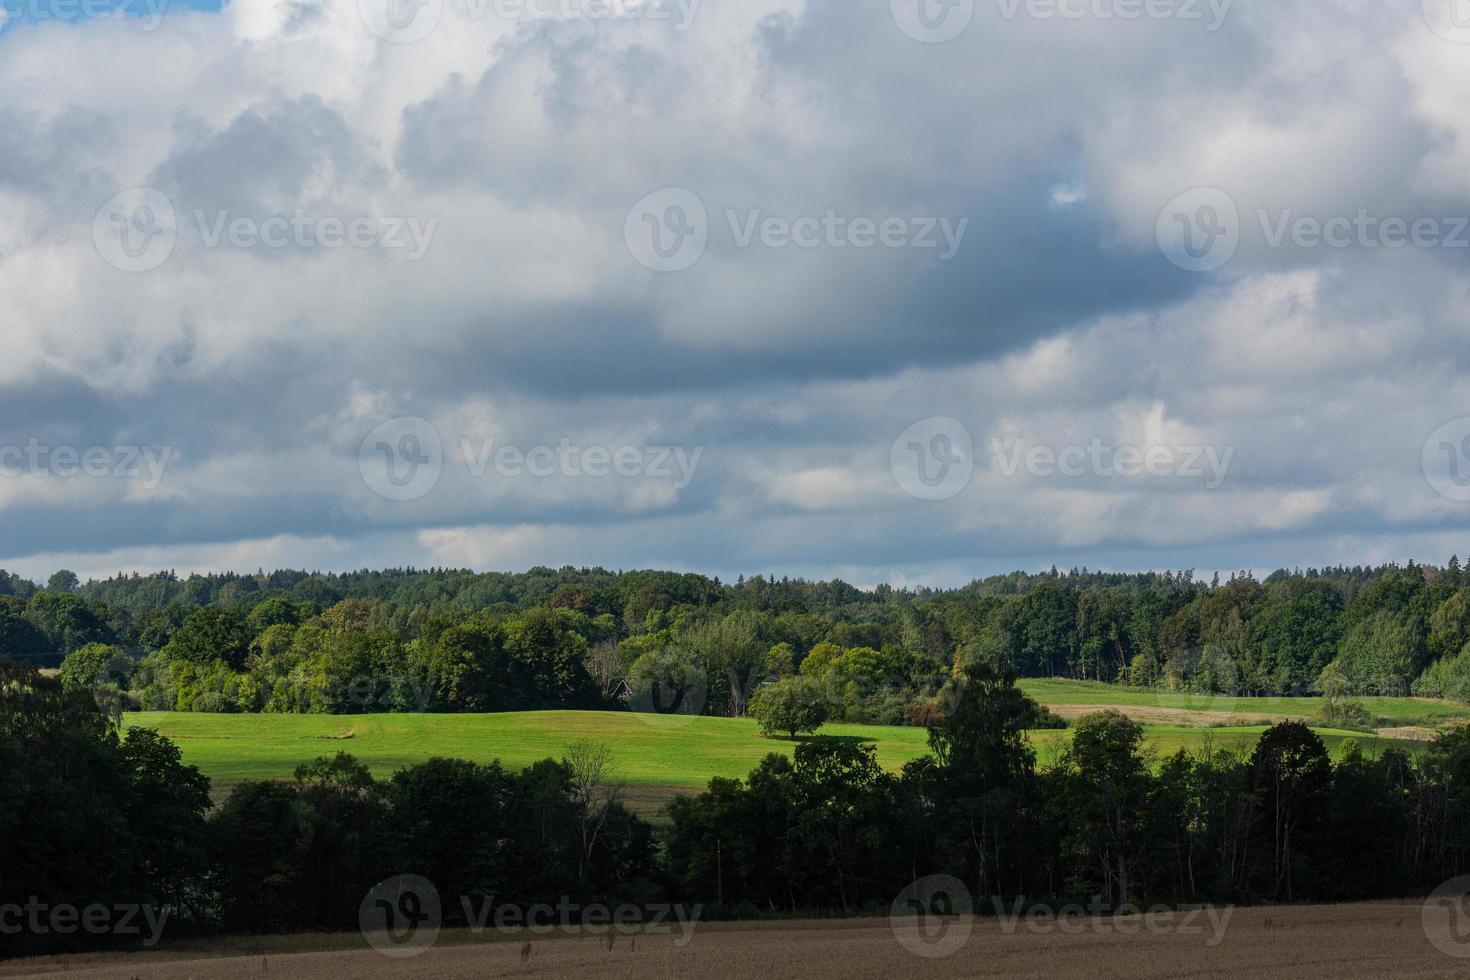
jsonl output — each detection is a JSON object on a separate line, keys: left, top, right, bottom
{"left": 2, "top": 0, "right": 1470, "bottom": 587}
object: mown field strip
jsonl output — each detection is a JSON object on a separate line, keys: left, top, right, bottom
{"left": 1016, "top": 679, "right": 1470, "bottom": 724}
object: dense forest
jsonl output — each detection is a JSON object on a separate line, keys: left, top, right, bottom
{"left": 5, "top": 659, "right": 1469, "bottom": 957}
{"left": 5, "top": 558, "right": 1470, "bottom": 720}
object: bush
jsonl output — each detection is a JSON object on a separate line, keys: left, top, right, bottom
{"left": 1313, "top": 698, "right": 1376, "bottom": 732}
{"left": 907, "top": 701, "right": 946, "bottom": 727}
{"left": 1029, "top": 702, "right": 1070, "bottom": 729}
{"left": 748, "top": 675, "right": 830, "bottom": 738}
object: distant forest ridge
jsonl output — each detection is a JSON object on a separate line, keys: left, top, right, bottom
{"left": 3, "top": 558, "right": 1466, "bottom": 612}
{"left": 6, "top": 556, "right": 1470, "bottom": 709}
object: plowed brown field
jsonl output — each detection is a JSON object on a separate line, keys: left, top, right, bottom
{"left": 5, "top": 902, "right": 1469, "bottom": 979}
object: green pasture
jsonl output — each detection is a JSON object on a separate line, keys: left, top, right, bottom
{"left": 1017, "top": 678, "right": 1470, "bottom": 725}
{"left": 122, "top": 702, "right": 1426, "bottom": 796}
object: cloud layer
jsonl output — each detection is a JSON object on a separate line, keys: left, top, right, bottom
{"left": 3, "top": 0, "right": 1470, "bottom": 584}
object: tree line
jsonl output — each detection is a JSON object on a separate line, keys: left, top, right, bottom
{"left": 1, "top": 660, "right": 657, "bottom": 957}
{"left": 5, "top": 659, "right": 1469, "bottom": 958}
{"left": 671, "top": 662, "right": 1470, "bottom": 915}
{"left": 5, "top": 558, "right": 1470, "bottom": 719}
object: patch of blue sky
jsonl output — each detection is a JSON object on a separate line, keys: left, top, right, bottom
{"left": 0, "top": 0, "right": 222, "bottom": 36}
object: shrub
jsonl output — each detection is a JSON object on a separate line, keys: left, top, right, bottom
{"left": 748, "top": 675, "right": 830, "bottom": 738}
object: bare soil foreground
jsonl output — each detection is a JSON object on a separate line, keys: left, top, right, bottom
{"left": 6, "top": 902, "right": 1469, "bottom": 979}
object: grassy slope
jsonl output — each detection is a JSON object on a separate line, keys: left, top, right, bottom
{"left": 123, "top": 706, "right": 1418, "bottom": 793}
{"left": 122, "top": 711, "right": 932, "bottom": 788}
{"left": 1017, "top": 678, "right": 1470, "bottom": 724}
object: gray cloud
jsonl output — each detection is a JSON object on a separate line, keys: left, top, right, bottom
{"left": 2, "top": 0, "right": 1469, "bottom": 585}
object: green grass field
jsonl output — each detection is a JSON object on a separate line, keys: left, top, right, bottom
{"left": 1016, "top": 679, "right": 1470, "bottom": 725}
{"left": 117, "top": 680, "right": 1469, "bottom": 813}
{"left": 122, "top": 711, "right": 933, "bottom": 789}
{"left": 122, "top": 698, "right": 1437, "bottom": 801}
